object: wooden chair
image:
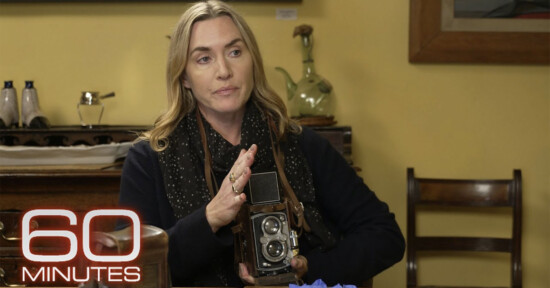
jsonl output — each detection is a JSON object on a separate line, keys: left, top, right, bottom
{"left": 406, "top": 168, "right": 522, "bottom": 288}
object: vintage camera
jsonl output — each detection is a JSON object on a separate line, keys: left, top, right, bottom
{"left": 233, "top": 171, "right": 299, "bottom": 285}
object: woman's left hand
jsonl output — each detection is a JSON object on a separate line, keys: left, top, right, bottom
{"left": 238, "top": 263, "right": 256, "bottom": 285}
{"left": 291, "top": 255, "right": 309, "bottom": 279}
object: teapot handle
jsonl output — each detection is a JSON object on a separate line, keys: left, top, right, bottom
{"left": 100, "top": 92, "right": 115, "bottom": 99}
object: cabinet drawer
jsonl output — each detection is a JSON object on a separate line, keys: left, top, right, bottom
{"left": 0, "top": 257, "right": 86, "bottom": 287}
{"left": 0, "top": 211, "right": 74, "bottom": 256}
{"left": 0, "top": 169, "right": 121, "bottom": 211}
{"left": 0, "top": 211, "right": 116, "bottom": 255}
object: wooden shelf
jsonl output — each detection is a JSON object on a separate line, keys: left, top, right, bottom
{"left": 0, "top": 125, "right": 151, "bottom": 146}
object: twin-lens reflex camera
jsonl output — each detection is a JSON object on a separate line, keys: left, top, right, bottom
{"left": 232, "top": 171, "right": 299, "bottom": 285}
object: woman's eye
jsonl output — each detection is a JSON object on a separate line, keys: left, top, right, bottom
{"left": 229, "top": 49, "right": 241, "bottom": 57}
{"left": 197, "top": 56, "right": 210, "bottom": 64}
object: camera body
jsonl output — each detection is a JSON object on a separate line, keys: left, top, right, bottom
{"left": 233, "top": 171, "right": 298, "bottom": 285}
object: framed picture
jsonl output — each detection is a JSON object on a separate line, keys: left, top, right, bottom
{"left": 409, "top": 0, "right": 550, "bottom": 64}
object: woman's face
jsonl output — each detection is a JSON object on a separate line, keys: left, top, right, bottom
{"left": 183, "top": 16, "right": 254, "bottom": 121}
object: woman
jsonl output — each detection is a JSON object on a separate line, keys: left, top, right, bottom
{"left": 119, "top": 1, "right": 405, "bottom": 286}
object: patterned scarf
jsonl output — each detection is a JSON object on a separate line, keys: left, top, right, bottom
{"left": 158, "top": 101, "right": 335, "bottom": 284}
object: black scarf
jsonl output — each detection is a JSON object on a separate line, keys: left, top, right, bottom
{"left": 159, "top": 101, "right": 318, "bottom": 218}
{"left": 158, "top": 101, "right": 335, "bottom": 284}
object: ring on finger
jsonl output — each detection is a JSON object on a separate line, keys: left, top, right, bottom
{"left": 229, "top": 172, "right": 236, "bottom": 183}
{"left": 232, "top": 183, "right": 241, "bottom": 194}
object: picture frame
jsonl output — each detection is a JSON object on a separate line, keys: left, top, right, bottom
{"left": 409, "top": 0, "right": 550, "bottom": 64}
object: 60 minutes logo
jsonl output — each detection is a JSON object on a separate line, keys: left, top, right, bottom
{"left": 20, "top": 209, "right": 142, "bottom": 284}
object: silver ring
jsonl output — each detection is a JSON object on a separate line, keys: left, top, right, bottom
{"left": 229, "top": 172, "right": 236, "bottom": 183}
{"left": 232, "top": 183, "right": 240, "bottom": 194}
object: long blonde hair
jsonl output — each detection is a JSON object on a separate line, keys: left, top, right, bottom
{"left": 142, "top": 0, "right": 299, "bottom": 151}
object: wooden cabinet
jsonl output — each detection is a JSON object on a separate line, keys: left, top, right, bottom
{"left": 0, "top": 168, "right": 122, "bottom": 287}
{"left": 309, "top": 126, "right": 352, "bottom": 165}
{"left": 0, "top": 126, "right": 147, "bottom": 286}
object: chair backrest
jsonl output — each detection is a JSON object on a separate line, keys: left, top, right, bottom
{"left": 406, "top": 168, "right": 522, "bottom": 288}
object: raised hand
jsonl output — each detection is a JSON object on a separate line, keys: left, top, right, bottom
{"left": 206, "top": 144, "right": 257, "bottom": 233}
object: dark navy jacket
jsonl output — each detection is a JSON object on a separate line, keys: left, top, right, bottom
{"left": 118, "top": 127, "right": 405, "bottom": 286}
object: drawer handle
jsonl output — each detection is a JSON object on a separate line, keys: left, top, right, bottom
{"left": 0, "top": 267, "right": 25, "bottom": 287}
{"left": 0, "top": 221, "right": 38, "bottom": 242}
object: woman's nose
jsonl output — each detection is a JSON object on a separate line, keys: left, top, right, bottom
{"left": 216, "top": 58, "right": 232, "bottom": 80}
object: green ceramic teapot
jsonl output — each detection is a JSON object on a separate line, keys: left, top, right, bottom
{"left": 275, "top": 25, "right": 335, "bottom": 119}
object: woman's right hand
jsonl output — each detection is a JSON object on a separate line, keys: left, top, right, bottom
{"left": 206, "top": 144, "right": 257, "bottom": 233}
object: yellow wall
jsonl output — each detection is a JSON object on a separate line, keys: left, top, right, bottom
{"left": 1, "top": 1, "right": 548, "bottom": 287}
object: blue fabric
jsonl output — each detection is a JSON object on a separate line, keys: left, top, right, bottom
{"left": 290, "top": 279, "right": 357, "bottom": 288}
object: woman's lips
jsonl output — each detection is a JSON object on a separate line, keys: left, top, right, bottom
{"left": 214, "top": 86, "right": 238, "bottom": 96}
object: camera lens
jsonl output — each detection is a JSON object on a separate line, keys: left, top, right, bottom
{"left": 266, "top": 241, "right": 284, "bottom": 258}
{"left": 262, "top": 216, "right": 281, "bottom": 235}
